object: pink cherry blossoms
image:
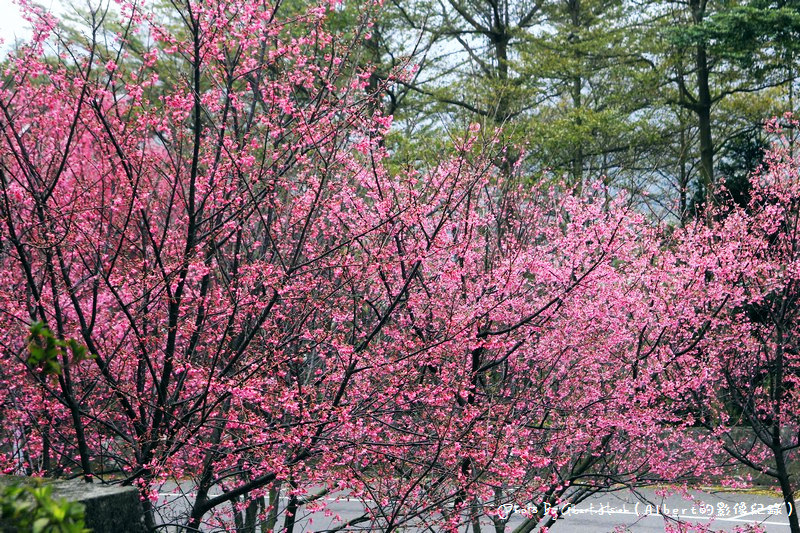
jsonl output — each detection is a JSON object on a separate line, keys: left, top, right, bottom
{"left": 1, "top": 1, "right": 798, "bottom": 532}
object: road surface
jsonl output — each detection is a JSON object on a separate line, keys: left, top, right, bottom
{"left": 153, "top": 484, "right": 792, "bottom": 532}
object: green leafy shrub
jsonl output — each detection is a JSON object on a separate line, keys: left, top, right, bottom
{"left": 0, "top": 480, "right": 91, "bottom": 533}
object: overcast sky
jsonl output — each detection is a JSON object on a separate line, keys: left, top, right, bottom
{"left": 0, "top": 0, "right": 69, "bottom": 53}
{"left": 0, "top": 0, "right": 30, "bottom": 51}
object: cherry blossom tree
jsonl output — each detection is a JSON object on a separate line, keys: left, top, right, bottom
{"left": 0, "top": 0, "right": 411, "bottom": 527}
{"left": 666, "top": 117, "right": 800, "bottom": 533}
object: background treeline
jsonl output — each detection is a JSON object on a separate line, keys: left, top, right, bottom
{"left": 348, "top": 0, "right": 800, "bottom": 220}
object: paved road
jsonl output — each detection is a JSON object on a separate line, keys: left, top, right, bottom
{"left": 502, "top": 489, "right": 792, "bottom": 533}
{"left": 154, "top": 484, "right": 793, "bottom": 532}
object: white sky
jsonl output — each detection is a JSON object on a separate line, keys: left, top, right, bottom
{"left": 0, "top": 0, "right": 29, "bottom": 50}
{"left": 0, "top": 0, "right": 68, "bottom": 53}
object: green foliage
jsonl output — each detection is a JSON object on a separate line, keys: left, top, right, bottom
{"left": 678, "top": 2, "right": 800, "bottom": 67}
{"left": 26, "top": 323, "right": 94, "bottom": 377}
{"left": 689, "top": 127, "right": 769, "bottom": 218}
{"left": 718, "top": 129, "right": 768, "bottom": 209}
{"left": 0, "top": 481, "right": 91, "bottom": 533}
